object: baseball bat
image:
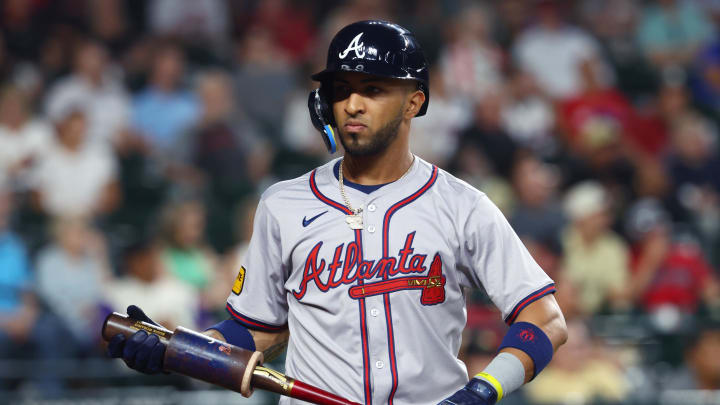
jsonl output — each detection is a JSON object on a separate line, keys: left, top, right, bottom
{"left": 102, "top": 313, "right": 361, "bottom": 405}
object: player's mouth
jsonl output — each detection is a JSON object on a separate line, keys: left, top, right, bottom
{"left": 344, "top": 120, "right": 367, "bottom": 133}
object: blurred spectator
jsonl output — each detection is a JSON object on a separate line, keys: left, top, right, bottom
{"left": 458, "top": 91, "right": 518, "bottom": 178}
{"left": 665, "top": 112, "right": 720, "bottom": 260}
{"left": 159, "top": 199, "right": 217, "bottom": 298}
{"left": 35, "top": 216, "right": 111, "bottom": 352}
{"left": 438, "top": 4, "right": 503, "bottom": 103}
{"left": 148, "top": 0, "right": 229, "bottom": 53}
{"left": 0, "top": 0, "right": 48, "bottom": 61}
{"left": 87, "top": 0, "right": 133, "bottom": 56}
{"left": 558, "top": 59, "right": 636, "bottom": 155}
{"left": 625, "top": 199, "right": 720, "bottom": 315}
{"left": 177, "top": 69, "right": 273, "bottom": 251}
{"left": 526, "top": 320, "right": 629, "bottom": 403}
{"left": 105, "top": 239, "right": 199, "bottom": 329}
{"left": 513, "top": 0, "right": 613, "bottom": 99}
{"left": 561, "top": 181, "right": 631, "bottom": 315}
{"left": 234, "top": 25, "right": 297, "bottom": 140}
{"left": 666, "top": 323, "right": 720, "bottom": 390}
{"left": 409, "top": 69, "right": 472, "bottom": 167}
{"left": 30, "top": 108, "right": 120, "bottom": 218}
{"left": 132, "top": 42, "right": 199, "bottom": 158}
{"left": 0, "top": 84, "right": 53, "bottom": 190}
{"left": 637, "top": 0, "right": 715, "bottom": 71}
{"left": 627, "top": 81, "right": 689, "bottom": 160}
{"left": 690, "top": 37, "right": 720, "bottom": 117}
{"left": 248, "top": 0, "right": 317, "bottom": 63}
{"left": 178, "top": 70, "right": 272, "bottom": 190}
{"left": 509, "top": 154, "right": 565, "bottom": 254}
{"left": 0, "top": 176, "right": 39, "bottom": 356}
{"left": 448, "top": 139, "right": 514, "bottom": 215}
{"left": 500, "top": 68, "right": 556, "bottom": 156}
{"left": 581, "top": 0, "right": 658, "bottom": 97}
{"left": 45, "top": 40, "right": 131, "bottom": 147}
{"left": 493, "top": 0, "right": 532, "bottom": 49}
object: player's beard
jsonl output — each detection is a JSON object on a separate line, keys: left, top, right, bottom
{"left": 339, "top": 109, "right": 403, "bottom": 157}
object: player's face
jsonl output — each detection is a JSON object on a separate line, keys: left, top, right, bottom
{"left": 331, "top": 72, "right": 413, "bottom": 156}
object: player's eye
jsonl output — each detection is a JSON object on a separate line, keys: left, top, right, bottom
{"left": 365, "top": 86, "right": 382, "bottom": 95}
{"left": 333, "top": 85, "right": 351, "bottom": 100}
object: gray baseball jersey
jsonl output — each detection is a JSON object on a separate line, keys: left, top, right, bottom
{"left": 226, "top": 156, "right": 555, "bottom": 405}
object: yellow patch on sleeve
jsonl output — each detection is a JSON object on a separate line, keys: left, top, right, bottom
{"left": 232, "top": 266, "right": 246, "bottom": 295}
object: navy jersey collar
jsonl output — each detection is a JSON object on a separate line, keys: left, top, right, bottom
{"left": 333, "top": 160, "right": 390, "bottom": 194}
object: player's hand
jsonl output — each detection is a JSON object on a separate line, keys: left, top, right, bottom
{"left": 438, "top": 378, "right": 498, "bottom": 405}
{"left": 106, "top": 305, "right": 166, "bottom": 374}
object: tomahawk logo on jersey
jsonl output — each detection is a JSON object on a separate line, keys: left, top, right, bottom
{"left": 226, "top": 157, "right": 555, "bottom": 405}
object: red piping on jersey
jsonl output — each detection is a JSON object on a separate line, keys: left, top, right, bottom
{"left": 310, "top": 170, "right": 352, "bottom": 215}
{"left": 354, "top": 229, "right": 372, "bottom": 405}
{"left": 309, "top": 169, "right": 372, "bottom": 405}
{"left": 381, "top": 165, "right": 439, "bottom": 405}
{"left": 225, "top": 303, "right": 286, "bottom": 332}
{"left": 504, "top": 283, "right": 557, "bottom": 325}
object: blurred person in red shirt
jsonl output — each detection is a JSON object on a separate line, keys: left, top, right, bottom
{"left": 625, "top": 198, "right": 720, "bottom": 315}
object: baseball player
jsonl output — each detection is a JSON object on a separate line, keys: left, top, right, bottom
{"left": 108, "top": 20, "right": 568, "bottom": 405}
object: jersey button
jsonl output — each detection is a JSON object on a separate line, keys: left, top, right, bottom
{"left": 370, "top": 308, "right": 379, "bottom": 317}
{"left": 375, "top": 361, "right": 384, "bottom": 369}
{"left": 367, "top": 225, "right": 376, "bottom": 233}
{"left": 368, "top": 204, "right": 376, "bottom": 212}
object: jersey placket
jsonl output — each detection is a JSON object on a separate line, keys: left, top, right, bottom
{"left": 357, "top": 194, "right": 394, "bottom": 404}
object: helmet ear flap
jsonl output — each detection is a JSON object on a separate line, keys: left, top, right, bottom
{"left": 307, "top": 86, "right": 338, "bottom": 154}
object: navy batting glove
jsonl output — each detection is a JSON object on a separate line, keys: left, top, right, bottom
{"left": 106, "top": 305, "right": 166, "bottom": 374}
{"left": 438, "top": 378, "right": 498, "bottom": 405}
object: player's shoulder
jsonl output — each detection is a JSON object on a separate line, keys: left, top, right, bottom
{"left": 425, "top": 160, "right": 487, "bottom": 204}
{"left": 258, "top": 158, "right": 338, "bottom": 205}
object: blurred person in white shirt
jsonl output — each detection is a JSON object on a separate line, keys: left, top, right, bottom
{"left": 500, "top": 68, "right": 557, "bottom": 157}
{"left": 513, "top": 0, "right": 614, "bottom": 100}
{"left": 0, "top": 84, "right": 53, "bottom": 190}
{"left": 106, "top": 239, "right": 199, "bottom": 330}
{"left": 30, "top": 106, "right": 121, "bottom": 218}
{"left": 44, "top": 40, "right": 131, "bottom": 147}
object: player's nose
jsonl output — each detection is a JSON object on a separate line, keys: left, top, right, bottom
{"left": 344, "top": 92, "right": 366, "bottom": 116}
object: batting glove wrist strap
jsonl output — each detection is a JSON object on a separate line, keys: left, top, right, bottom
{"left": 438, "top": 378, "right": 498, "bottom": 405}
{"left": 498, "top": 321, "right": 553, "bottom": 379}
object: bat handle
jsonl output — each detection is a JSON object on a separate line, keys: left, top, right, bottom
{"left": 252, "top": 367, "right": 362, "bottom": 405}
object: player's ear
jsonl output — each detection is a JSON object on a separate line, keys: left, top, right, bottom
{"left": 404, "top": 89, "right": 426, "bottom": 119}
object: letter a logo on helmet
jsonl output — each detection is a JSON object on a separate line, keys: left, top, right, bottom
{"left": 338, "top": 32, "right": 365, "bottom": 59}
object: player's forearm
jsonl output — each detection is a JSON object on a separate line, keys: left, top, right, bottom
{"left": 249, "top": 329, "right": 290, "bottom": 362}
{"left": 503, "top": 295, "right": 567, "bottom": 382}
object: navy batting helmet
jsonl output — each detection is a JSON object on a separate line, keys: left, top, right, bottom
{"left": 308, "top": 20, "right": 430, "bottom": 153}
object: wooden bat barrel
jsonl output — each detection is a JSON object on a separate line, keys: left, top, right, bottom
{"left": 101, "top": 313, "right": 362, "bottom": 405}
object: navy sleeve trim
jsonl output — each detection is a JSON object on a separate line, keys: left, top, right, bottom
{"left": 504, "top": 283, "right": 557, "bottom": 325}
{"left": 225, "top": 303, "right": 287, "bottom": 332}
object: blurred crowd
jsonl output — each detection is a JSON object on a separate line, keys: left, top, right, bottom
{"left": 2, "top": 0, "right": 720, "bottom": 403}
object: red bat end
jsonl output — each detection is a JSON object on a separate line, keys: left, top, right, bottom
{"left": 290, "top": 380, "right": 362, "bottom": 405}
